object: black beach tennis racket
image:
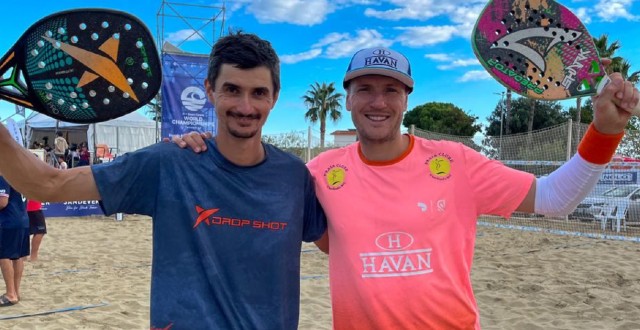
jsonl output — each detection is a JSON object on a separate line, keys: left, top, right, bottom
{"left": 0, "top": 9, "right": 161, "bottom": 123}
{"left": 472, "top": 0, "right": 640, "bottom": 115}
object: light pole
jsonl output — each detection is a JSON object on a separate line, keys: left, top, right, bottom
{"left": 494, "top": 92, "right": 505, "bottom": 160}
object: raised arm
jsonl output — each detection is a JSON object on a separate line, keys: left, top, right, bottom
{"left": 517, "top": 72, "right": 639, "bottom": 214}
{"left": 0, "top": 125, "right": 100, "bottom": 202}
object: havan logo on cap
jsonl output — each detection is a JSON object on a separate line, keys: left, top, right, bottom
{"left": 364, "top": 49, "right": 398, "bottom": 69}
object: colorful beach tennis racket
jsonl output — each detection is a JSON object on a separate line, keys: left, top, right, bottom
{"left": 472, "top": 0, "right": 640, "bottom": 115}
{"left": 0, "top": 9, "right": 161, "bottom": 123}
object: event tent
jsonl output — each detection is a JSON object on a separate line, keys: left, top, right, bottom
{"left": 18, "top": 111, "right": 159, "bottom": 155}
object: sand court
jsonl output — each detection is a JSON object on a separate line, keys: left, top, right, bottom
{"left": 1, "top": 215, "right": 638, "bottom": 329}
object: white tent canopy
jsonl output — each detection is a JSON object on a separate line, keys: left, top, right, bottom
{"left": 18, "top": 111, "right": 158, "bottom": 155}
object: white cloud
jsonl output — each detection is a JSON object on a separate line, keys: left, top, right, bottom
{"left": 245, "top": 0, "right": 337, "bottom": 26}
{"left": 572, "top": 0, "right": 638, "bottom": 24}
{"left": 437, "top": 59, "right": 480, "bottom": 70}
{"left": 364, "top": 0, "right": 486, "bottom": 22}
{"left": 323, "top": 29, "right": 394, "bottom": 58}
{"left": 594, "top": 0, "right": 639, "bottom": 21}
{"left": 424, "top": 53, "right": 452, "bottom": 61}
{"left": 312, "top": 33, "right": 351, "bottom": 48}
{"left": 280, "top": 49, "right": 323, "bottom": 64}
{"left": 573, "top": 7, "right": 592, "bottom": 24}
{"left": 165, "top": 29, "right": 206, "bottom": 43}
{"left": 280, "top": 29, "right": 394, "bottom": 65}
{"left": 425, "top": 53, "right": 480, "bottom": 70}
{"left": 395, "top": 25, "right": 460, "bottom": 47}
{"left": 458, "top": 70, "right": 491, "bottom": 82}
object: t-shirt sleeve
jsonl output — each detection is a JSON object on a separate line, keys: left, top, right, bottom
{"left": 91, "top": 144, "right": 163, "bottom": 216}
{"left": 301, "top": 168, "right": 327, "bottom": 242}
{"left": 462, "top": 145, "right": 535, "bottom": 218}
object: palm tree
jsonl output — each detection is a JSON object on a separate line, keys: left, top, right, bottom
{"left": 575, "top": 35, "right": 624, "bottom": 125}
{"left": 611, "top": 59, "right": 640, "bottom": 84}
{"left": 302, "top": 82, "right": 343, "bottom": 148}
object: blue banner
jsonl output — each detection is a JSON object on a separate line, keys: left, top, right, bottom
{"left": 161, "top": 52, "right": 217, "bottom": 138}
{"left": 41, "top": 200, "right": 105, "bottom": 217}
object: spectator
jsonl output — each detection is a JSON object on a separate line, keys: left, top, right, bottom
{"left": 27, "top": 199, "right": 47, "bottom": 262}
{"left": 53, "top": 132, "right": 68, "bottom": 157}
{"left": 57, "top": 155, "right": 68, "bottom": 170}
{"left": 77, "top": 144, "right": 90, "bottom": 166}
{"left": 0, "top": 172, "right": 29, "bottom": 306}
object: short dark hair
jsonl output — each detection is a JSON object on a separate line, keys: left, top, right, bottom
{"left": 206, "top": 31, "right": 280, "bottom": 96}
{"left": 56, "top": 131, "right": 63, "bottom": 137}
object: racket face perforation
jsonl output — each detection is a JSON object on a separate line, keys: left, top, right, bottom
{"left": 0, "top": 9, "right": 160, "bottom": 123}
{"left": 472, "top": 0, "right": 604, "bottom": 100}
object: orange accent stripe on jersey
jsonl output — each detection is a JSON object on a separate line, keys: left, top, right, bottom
{"left": 358, "top": 134, "right": 414, "bottom": 166}
{"left": 577, "top": 124, "right": 624, "bottom": 165}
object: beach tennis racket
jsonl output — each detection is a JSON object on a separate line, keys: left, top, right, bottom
{"left": 0, "top": 9, "right": 161, "bottom": 123}
{"left": 472, "top": 0, "right": 640, "bottom": 115}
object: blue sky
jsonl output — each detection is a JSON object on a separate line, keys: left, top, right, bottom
{"left": 1, "top": 0, "right": 639, "bottom": 142}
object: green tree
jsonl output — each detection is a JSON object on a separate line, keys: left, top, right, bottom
{"left": 566, "top": 98, "right": 594, "bottom": 124}
{"left": 485, "top": 97, "right": 566, "bottom": 135}
{"left": 610, "top": 59, "right": 640, "bottom": 83}
{"left": 402, "top": 102, "right": 482, "bottom": 136}
{"left": 483, "top": 97, "right": 567, "bottom": 159}
{"left": 262, "top": 131, "right": 307, "bottom": 159}
{"left": 146, "top": 94, "right": 162, "bottom": 121}
{"left": 302, "top": 82, "right": 343, "bottom": 148}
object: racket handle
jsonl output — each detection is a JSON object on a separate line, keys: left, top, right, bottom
{"left": 596, "top": 75, "right": 640, "bottom": 117}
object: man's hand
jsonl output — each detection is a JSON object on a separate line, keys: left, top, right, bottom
{"left": 592, "top": 60, "right": 639, "bottom": 134}
{"left": 166, "top": 132, "right": 212, "bottom": 153}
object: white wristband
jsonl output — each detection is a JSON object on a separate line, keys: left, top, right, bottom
{"left": 534, "top": 153, "right": 606, "bottom": 216}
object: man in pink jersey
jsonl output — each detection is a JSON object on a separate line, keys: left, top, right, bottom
{"left": 171, "top": 46, "right": 638, "bottom": 329}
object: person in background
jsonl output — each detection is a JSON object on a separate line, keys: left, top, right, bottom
{"left": 53, "top": 132, "right": 68, "bottom": 158}
{"left": 0, "top": 172, "right": 29, "bottom": 306}
{"left": 77, "top": 144, "right": 90, "bottom": 166}
{"left": 27, "top": 199, "right": 46, "bottom": 262}
{"left": 57, "top": 155, "right": 68, "bottom": 170}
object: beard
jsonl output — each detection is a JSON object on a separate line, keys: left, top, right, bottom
{"left": 357, "top": 128, "right": 396, "bottom": 144}
{"left": 353, "top": 114, "right": 402, "bottom": 144}
{"left": 226, "top": 111, "right": 262, "bottom": 139}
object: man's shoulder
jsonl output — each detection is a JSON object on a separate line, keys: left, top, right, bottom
{"left": 315, "top": 143, "right": 357, "bottom": 161}
{"left": 307, "top": 144, "right": 357, "bottom": 174}
{"left": 263, "top": 143, "right": 306, "bottom": 166}
{"left": 412, "top": 135, "right": 472, "bottom": 153}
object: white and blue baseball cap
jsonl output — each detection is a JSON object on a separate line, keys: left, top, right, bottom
{"left": 343, "top": 47, "right": 413, "bottom": 93}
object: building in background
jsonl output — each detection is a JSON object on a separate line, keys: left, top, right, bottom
{"left": 331, "top": 129, "right": 357, "bottom": 147}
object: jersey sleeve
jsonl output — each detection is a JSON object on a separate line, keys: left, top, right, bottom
{"left": 301, "top": 167, "right": 327, "bottom": 242}
{"left": 462, "top": 145, "right": 535, "bottom": 218}
{"left": 91, "top": 144, "right": 164, "bottom": 216}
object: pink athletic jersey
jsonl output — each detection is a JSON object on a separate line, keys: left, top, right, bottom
{"left": 307, "top": 135, "right": 534, "bottom": 330}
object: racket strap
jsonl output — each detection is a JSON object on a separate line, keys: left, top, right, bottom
{"left": 577, "top": 124, "right": 624, "bottom": 165}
